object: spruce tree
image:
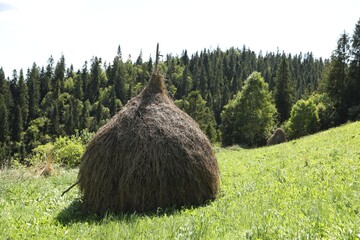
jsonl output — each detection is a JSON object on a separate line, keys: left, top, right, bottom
{"left": 0, "top": 68, "right": 13, "bottom": 109}
{"left": 18, "top": 70, "right": 29, "bottom": 128}
{"left": 12, "top": 104, "right": 23, "bottom": 142}
{"left": 50, "top": 102, "right": 60, "bottom": 136}
{"left": 89, "top": 57, "right": 101, "bottom": 103}
{"left": 0, "top": 95, "right": 9, "bottom": 143}
{"left": 109, "top": 86, "right": 117, "bottom": 116}
{"left": 53, "top": 55, "right": 65, "bottom": 99}
{"left": 274, "top": 54, "right": 294, "bottom": 123}
{"left": 112, "top": 55, "right": 126, "bottom": 103}
{"left": 80, "top": 100, "right": 91, "bottom": 130}
{"left": 74, "top": 73, "right": 84, "bottom": 100}
{"left": 325, "top": 32, "right": 350, "bottom": 124}
{"left": 348, "top": 18, "right": 360, "bottom": 119}
{"left": 28, "top": 63, "right": 40, "bottom": 120}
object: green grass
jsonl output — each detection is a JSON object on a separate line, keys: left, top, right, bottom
{"left": 1, "top": 122, "right": 360, "bottom": 239}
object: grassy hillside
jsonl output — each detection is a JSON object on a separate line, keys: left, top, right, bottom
{"left": 1, "top": 122, "right": 360, "bottom": 239}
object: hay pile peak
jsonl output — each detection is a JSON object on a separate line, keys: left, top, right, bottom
{"left": 78, "top": 46, "right": 220, "bottom": 214}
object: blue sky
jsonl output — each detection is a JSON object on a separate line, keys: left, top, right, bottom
{"left": 0, "top": 0, "right": 359, "bottom": 77}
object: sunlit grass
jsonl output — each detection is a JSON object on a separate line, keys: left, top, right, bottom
{"left": 1, "top": 122, "right": 360, "bottom": 239}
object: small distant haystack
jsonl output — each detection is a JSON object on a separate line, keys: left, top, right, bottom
{"left": 267, "top": 128, "right": 287, "bottom": 146}
{"left": 78, "top": 71, "right": 220, "bottom": 214}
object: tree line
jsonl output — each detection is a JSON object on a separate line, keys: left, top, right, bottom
{"left": 0, "top": 18, "right": 359, "bottom": 165}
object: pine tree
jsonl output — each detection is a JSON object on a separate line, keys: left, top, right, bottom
{"left": 348, "top": 18, "right": 360, "bottom": 119}
{"left": 12, "top": 104, "right": 23, "bottom": 142}
{"left": 89, "top": 57, "right": 101, "bottom": 103}
{"left": 41, "top": 56, "right": 54, "bottom": 99}
{"left": 28, "top": 63, "right": 40, "bottom": 120}
{"left": 0, "top": 95, "right": 9, "bottom": 143}
{"left": 50, "top": 102, "right": 60, "bottom": 136}
{"left": 74, "top": 73, "right": 84, "bottom": 100}
{"left": 274, "top": 54, "right": 294, "bottom": 123}
{"left": 0, "top": 68, "right": 13, "bottom": 110}
{"left": 325, "top": 32, "right": 350, "bottom": 124}
{"left": 18, "top": 70, "right": 29, "bottom": 128}
{"left": 109, "top": 86, "right": 117, "bottom": 116}
{"left": 112, "top": 55, "right": 126, "bottom": 103}
{"left": 80, "top": 100, "right": 91, "bottom": 130}
{"left": 72, "top": 99, "right": 82, "bottom": 130}
{"left": 53, "top": 55, "right": 65, "bottom": 99}
{"left": 81, "top": 61, "right": 90, "bottom": 101}
{"left": 65, "top": 99, "right": 75, "bottom": 135}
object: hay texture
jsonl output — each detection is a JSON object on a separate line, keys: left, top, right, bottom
{"left": 78, "top": 72, "right": 220, "bottom": 214}
{"left": 267, "top": 128, "right": 287, "bottom": 146}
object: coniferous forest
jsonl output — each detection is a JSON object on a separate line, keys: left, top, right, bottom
{"left": 0, "top": 18, "right": 360, "bottom": 166}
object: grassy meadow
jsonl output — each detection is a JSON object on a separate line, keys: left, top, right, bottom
{"left": 1, "top": 122, "right": 360, "bottom": 239}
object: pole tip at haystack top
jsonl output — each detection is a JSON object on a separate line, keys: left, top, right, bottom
{"left": 148, "top": 43, "right": 165, "bottom": 94}
{"left": 155, "top": 42, "right": 162, "bottom": 74}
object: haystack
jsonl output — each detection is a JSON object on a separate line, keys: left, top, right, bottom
{"left": 267, "top": 128, "right": 287, "bottom": 146}
{"left": 78, "top": 71, "right": 220, "bottom": 214}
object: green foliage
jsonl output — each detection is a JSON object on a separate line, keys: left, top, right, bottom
{"left": 52, "top": 136, "right": 84, "bottom": 167}
{"left": 175, "top": 91, "right": 217, "bottom": 142}
{"left": 24, "top": 117, "right": 50, "bottom": 151}
{"left": 1, "top": 122, "right": 359, "bottom": 239}
{"left": 221, "top": 71, "right": 277, "bottom": 147}
{"left": 29, "top": 133, "right": 87, "bottom": 167}
{"left": 286, "top": 99, "right": 320, "bottom": 139}
{"left": 309, "top": 93, "right": 338, "bottom": 130}
{"left": 7, "top": 22, "right": 360, "bottom": 162}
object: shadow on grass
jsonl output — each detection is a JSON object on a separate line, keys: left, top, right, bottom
{"left": 55, "top": 198, "right": 195, "bottom": 225}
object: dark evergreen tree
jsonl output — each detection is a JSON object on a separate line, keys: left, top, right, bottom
{"left": 81, "top": 61, "right": 90, "bottom": 101}
{"left": 274, "top": 54, "right": 294, "bottom": 122}
{"left": 72, "top": 99, "right": 82, "bottom": 131}
{"left": 65, "top": 98, "right": 75, "bottom": 135}
{"left": 348, "top": 18, "right": 360, "bottom": 119}
{"left": 0, "top": 95, "right": 9, "bottom": 143}
{"left": 74, "top": 73, "right": 84, "bottom": 100}
{"left": 181, "top": 50, "right": 189, "bottom": 66}
{"left": 18, "top": 70, "right": 29, "bottom": 128}
{"left": 136, "top": 50, "right": 143, "bottom": 65}
{"left": 112, "top": 55, "right": 126, "bottom": 103}
{"left": 50, "top": 102, "right": 60, "bottom": 136}
{"left": 11, "top": 104, "right": 23, "bottom": 142}
{"left": 39, "top": 56, "right": 53, "bottom": 100}
{"left": 109, "top": 86, "right": 117, "bottom": 116}
{"left": 53, "top": 55, "right": 65, "bottom": 99}
{"left": 96, "top": 101, "right": 102, "bottom": 124}
{"left": 175, "top": 66, "right": 192, "bottom": 99}
{"left": 89, "top": 57, "right": 101, "bottom": 103}
{"left": 27, "top": 63, "right": 41, "bottom": 120}
{"left": 0, "top": 68, "right": 13, "bottom": 109}
{"left": 80, "top": 100, "right": 91, "bottom": 130}
{"left": 325, "top": 32, "right": 350, "bottom": 124}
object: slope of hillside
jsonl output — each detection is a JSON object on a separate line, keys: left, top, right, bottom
{"left": 1, "top": 122, "right": 359, "bottom": 239}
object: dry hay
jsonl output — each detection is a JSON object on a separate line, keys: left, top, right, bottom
{"left": 78, "top": 72, "right": 220, "bottom": 214}
{"left": 267, "top": 128, "right": 287, "bottom": 146}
